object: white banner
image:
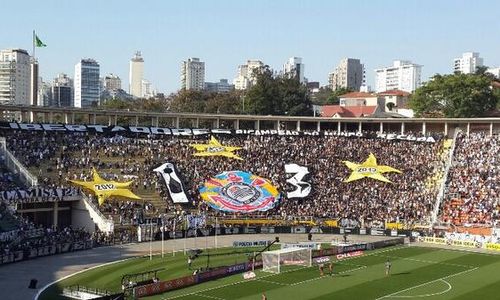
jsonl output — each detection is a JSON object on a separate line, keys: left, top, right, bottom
{"left": 154, "top": 162, "right": 189, "bottom": 203}
{"left": 285, "top": 164, "right": 311, "bottom": 198}
{"left": 0, "top": 187, "right": 79, "bottom": 202}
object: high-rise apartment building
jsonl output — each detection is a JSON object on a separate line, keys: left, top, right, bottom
{"left": 453, "top": 52, "right": 483, "bottom": 74}
{"left": 375, "top": 60, "right": 422, "bottom": 93}
{"left": 328, "top": 58, "right": 365, "bottom": 91}
{"left": 283, "top": 57, "right": 305, "bottom": 83}
{"left": 104, "top": 73, "right": 121, "bottom": 91}
{"left": 74, "top": 59, "right": 100, "bottom": 108}
{"left": 205, "top": 79, "right": 235, "bottom": 93}
{"left": 233, "top": 60, "right": 264, "bottom": 90}
{"left": 181, "top": 58, "right": 205, "bottom": 90}
{"left": 0, "top": 49, "right": 31, "bottom": 105}
{"left": 129, "top": 51, "right": 144, "bottom": 97}
{"left": 52, "top": 73, "right": 73, "bottom": 107}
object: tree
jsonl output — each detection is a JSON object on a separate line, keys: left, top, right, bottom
{"left": 245, "top": 66, "right": 280, "bottom": 115}
{"left": 326, "top": 87, "right": 353, "bottom": 105}
{"left": 245, "top": 66, "right": 312, "bottom": 116}
{"left": 168, "top": 89, "right": 207, "bottom": 113}
{"left": 311, "top": 87, "right": 333, "bottom": 105}
{"left": 409, "top": 73, "right": 498, "bottom": 117}
{"left": 101, "top": 98, "right": 132, "bottom": 110}
{"left": 205, "top": 90, "right": 243, "bottom": 114}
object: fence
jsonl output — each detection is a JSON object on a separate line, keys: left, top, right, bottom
{"left": 0, "top": 137, "right": 38, "bottom": 186}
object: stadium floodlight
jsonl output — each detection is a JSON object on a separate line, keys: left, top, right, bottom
{"left": 262, "top": 247, "right": 312, "bottom": 274}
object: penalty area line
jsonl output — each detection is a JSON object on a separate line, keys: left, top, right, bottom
{"left": 375, "top": 267, "right": 479, "bottom": 299}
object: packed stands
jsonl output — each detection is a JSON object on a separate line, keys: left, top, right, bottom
{"left": 1, "top": 130, "right": 447, "bottom": 228}
{"left": 441, "top": 133, "right": 500, "bottom": 226}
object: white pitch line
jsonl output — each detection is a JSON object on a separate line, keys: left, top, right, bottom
{"left": 164, "top": 246, "right": 406, "bottom": 300}
{"left": 375, "top": 267, "right": 479, "bottom": 299}
{"left": 372, "top": 254, "right": 475, "bottom": 268}
{"left": 389, "top": 279, "right": 452, "bottom": 298}
{"left": 255, "top": 279, "right": 290, "bottom": 286}
{"left": 290, "top": 265, "right": 367, "bottom": 286}
{"left": 194, "top": 293, "right": 226, "bottom": 300}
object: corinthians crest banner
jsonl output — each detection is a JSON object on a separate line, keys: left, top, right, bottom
{"left": 199, "top": 171, "right": 281, "bottom": 213}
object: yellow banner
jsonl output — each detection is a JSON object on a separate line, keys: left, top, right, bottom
{"left": 450, "top": 240, "right": 478, "bottom": 248}
{"left": 485, "top": 243, "right": 500, "bottom": 251}
{"left": 190, "top": 136, "right": 243, "bottom": 160}
{"left": 421, "top": 237, "right": 446, "bottom": 245}
{"left": 385, "top": 222, "right": 405, "bottom": 230}
{"left": 324, "top": 220, "right": 338, "bottom": 227}
{"left": 69, "top": 168, "right": 141, "bottom": 205}
{"left": 343, "top": 153, "right": 402, "bottom": 183}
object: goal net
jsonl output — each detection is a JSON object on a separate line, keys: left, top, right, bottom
{"left": 262, "top": 247, "right": 312, "bottom": 273}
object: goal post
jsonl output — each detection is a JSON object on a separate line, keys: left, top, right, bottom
{"left": 262, "top": 247, "right": 312, "bottom": 273}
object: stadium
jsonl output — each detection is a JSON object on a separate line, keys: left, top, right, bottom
{"left": 0, "top": 104, "right": 499, "bottom": 300}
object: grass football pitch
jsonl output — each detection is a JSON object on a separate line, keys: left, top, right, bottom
{"left": 41, "top": 246, "right": 500, "bottom": 300}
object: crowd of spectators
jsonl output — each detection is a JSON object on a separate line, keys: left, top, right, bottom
{"left": 441, "top": 133, "right": 500, "bottom": 226}
{"left": 1, "top": 130, "right": 449, "bottom": 228}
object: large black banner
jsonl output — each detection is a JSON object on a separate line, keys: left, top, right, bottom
{"left": 0, "top": 122, "right": 437, "bottom": 142}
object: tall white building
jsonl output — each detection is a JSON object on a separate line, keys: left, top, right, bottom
{"left": 453, "top": 52, "right": 483, "bottom": 74}
{"left": 129, "top": 51, "right": 144, "bottom": 97}
{"left": 375, "top": 60, "right": 422, "bottom": 93}
{"left": 181, "top": 58, "right": 205, "bottom": 90}
{"left": 283, "top": 57, "right": 305, "bottom": 83}
{"left": 329, "top": 58, "right": 365, "bottom": 91}
{"left": 233, "top": 60, "right": 264, "bottom": 90}
{"left": 74, "top": 59, "right": 100, "bottom": 108}
{"left": 0, "top": 49, "right": 31, "bottom": 105}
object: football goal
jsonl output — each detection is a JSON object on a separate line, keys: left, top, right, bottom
{"left": 262, "top": 247, "right": 312, "bottom": 273}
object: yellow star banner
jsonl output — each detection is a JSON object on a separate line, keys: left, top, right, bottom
{"left": 189, "top": 136, "right": 243, "bottom": 160}
{"left": 343, "top": 153, "right": 402, "bottom": 183}
{"left": 69, "top": 168, "right": 141, "bottom": 205}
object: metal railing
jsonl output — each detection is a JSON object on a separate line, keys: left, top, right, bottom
{"left": 0, "top": 137, "right": 38, "bottom": 186}
{"left": 431, "top": 129, "right": 461, "bottom": 225}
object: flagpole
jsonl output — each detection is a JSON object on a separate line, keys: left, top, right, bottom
{"left": 183, "top": 215, "right": 187, "bottom": 255}
{"left": 161, "top": 217, "right": 164, "bottom": 258}
{"left": 149, "top": 221, "right": 153, "bottom": 261}
{"left": 173, "top": 218, "right": 176, "bottom": 257}
{"left": 32, "top": 30, "right": 35, "bottom": 59}
{"left": 215, "top": 217, "right": 218, "bottom": 249}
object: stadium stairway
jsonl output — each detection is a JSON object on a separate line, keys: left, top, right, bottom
{"left": 430, "top": 130, "right": 461, "bottom": 225}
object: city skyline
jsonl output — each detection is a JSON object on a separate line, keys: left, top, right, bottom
{"left": 2, "top": 0, "right": 500, "bottom": 94}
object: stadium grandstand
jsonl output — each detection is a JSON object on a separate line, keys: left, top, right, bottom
{"left": 0, "top": 107, "right": 499, "bottom": 299}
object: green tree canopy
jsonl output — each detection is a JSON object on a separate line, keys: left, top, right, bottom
{"left": 245, "top": 66, "right": 312, "bottom": 116}
{"left": 409, "top": 73, "right": 498, "bottom": 117}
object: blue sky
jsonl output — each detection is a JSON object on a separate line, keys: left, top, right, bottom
{"left": 2, "top": 0, "right": 499, "bottom": 93}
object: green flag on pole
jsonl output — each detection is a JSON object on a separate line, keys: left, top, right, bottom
{"left": 34, "top": 34, "right": 46, "bottom": 47}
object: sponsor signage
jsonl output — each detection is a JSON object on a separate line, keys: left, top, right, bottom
{"left": 281, "top": 242, "right": 317, "bottom": 249}
{"left": 134, "top": 275, "right": 196, "bottom": 298}
{"left": 370, "top": 228, "right": 385, "bottom": 236}
{"left": 243, "top": 271, "right": 256, "bottom": 279}
{"left": 485, "top": 243, "right": 500, "bottom": 251}
{"left": 314, "top": 256, "right": 331, "bottom": 264}
{"left": 338, "top": 243, "right": 368, "bottom": 253}
{"left": 336, "top": 250, "right": 363, "bottom": 260}
{"left": 1, "top": 187, "right": 79, "bottom": 202}
{"left": 232, "top": 240, "right": 271, "bottom": 248}
{"left": 0, "top": 122, "right": 436, "bottom": 143}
